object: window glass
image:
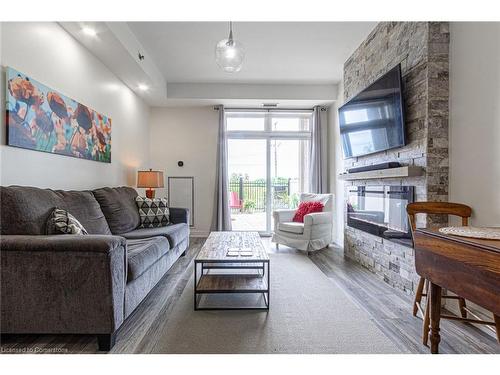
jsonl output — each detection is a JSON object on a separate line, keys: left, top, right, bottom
{"left": 271, "top": 116, "right": 310, "bottom": 131}
{"left": 226, "top": 115, "right": 265, "bottom": 131}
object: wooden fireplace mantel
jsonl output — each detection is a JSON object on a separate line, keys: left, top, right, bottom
{"left": 338, "top": 165, "right": 423, "bottom": 181}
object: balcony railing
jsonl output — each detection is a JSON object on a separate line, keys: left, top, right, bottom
{"left": 229, "top": 178, "right": 293, "bottom": 212}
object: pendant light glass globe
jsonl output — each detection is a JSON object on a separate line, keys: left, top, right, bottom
{"left": 215, "top": 22, "right": 245, "bottom": 73}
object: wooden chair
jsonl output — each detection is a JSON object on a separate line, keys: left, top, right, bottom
{"left": 407, "top": 202, "right": 500, "bottom": 345}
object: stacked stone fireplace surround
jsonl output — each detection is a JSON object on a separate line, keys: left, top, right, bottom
{"left": 343, "top": 22, "right": 450, "bottom": 294}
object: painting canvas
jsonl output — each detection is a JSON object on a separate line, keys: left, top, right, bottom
{"left": 5, "top": 67, "right": 111, "bottom": 163}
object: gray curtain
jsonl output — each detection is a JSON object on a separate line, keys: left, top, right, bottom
{"left": 310, "top": 106, "right": 327, "bottom": 193}
{"left": 211, "top": 105, "right": 232, "bottom": 231}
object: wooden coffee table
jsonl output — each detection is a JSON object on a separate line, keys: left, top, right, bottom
{"left": 194, "top": 231, "right": 270, "bottom": 311}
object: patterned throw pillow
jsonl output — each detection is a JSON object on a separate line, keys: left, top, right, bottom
{"left": 135, "top": 196, "right": 170, "bottom": 228}
{"left": 46, "top": 208, "right": 88, "bottom": 235}
{"left": 292, "top": 201, "right": 324, "bottom": 223}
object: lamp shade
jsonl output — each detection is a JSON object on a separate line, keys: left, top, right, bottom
{"left": 137, "top": 169, "right": 164, "bottom": 188}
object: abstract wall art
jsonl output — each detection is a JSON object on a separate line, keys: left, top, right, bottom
{"left": 5, "top": 67, "right": 112, "bottom": 163}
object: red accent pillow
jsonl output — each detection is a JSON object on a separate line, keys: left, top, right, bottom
{"left": 292, "top": 201, "right": 324, "bottom": 223}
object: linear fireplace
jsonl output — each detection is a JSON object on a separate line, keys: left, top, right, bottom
{"left": 347, "top": 185, "right": 414, "bottom": 246}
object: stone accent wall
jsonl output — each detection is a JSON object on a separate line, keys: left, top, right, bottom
{"left": 343, "top": 22, "right": 450, "bottom": 294}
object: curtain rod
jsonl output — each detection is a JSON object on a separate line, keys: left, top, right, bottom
{"left": 213, "top": 107, "right": 327, "bottom": 112}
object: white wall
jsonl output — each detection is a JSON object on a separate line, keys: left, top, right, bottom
{"left": 328, "top": 81, "right": 345, "bottom": 246}
{"left": 448, "top": 23, "right": 499, "bottom": 329}
{"left": 449, "top": 23, "right": 500, "bottom": 226}
{"left": 149, "top": 106, "right": 219, "bottom": 237}
{"left": 150, "top": 106, "right": 333, "bottom": 238}
{"left": 0, "top": 22, "right": 151, "bottom": 190}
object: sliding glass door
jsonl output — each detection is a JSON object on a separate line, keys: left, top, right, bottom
{"left": 228, "top": 139, "right": 267, "bottom": 232}
{"left": 226, "top": 110, "right": 312, "bottom": 235}
{"left": 270, "top": 138, "right": 310, "bottom": 230}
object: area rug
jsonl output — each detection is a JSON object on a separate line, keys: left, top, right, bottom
{"left": 152, "top": 252, "right": 401, "bottom": 353}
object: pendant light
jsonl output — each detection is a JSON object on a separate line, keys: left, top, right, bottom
{"left": 215, "top": 21, "right": 245, "bottom": 73}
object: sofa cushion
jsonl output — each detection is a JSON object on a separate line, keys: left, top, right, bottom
{"left": 279, "top": 221, "right": 305, "bottom": 234}
{"left": 126, "top": 237, "right": 170, "bottom": 281}
{"left": 92, "top": 187, "right": 140, "bottom": 234}
{"left": 121, "top": 223, "right": 189, "bottom": 248}
{"left": 0, "top": 186, "right": 111, "bottom": 235}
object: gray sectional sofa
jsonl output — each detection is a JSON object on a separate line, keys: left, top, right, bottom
{"left": 0, "top": 185, "right": 190, "bottom": 351}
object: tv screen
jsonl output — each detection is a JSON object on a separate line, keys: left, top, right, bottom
{"left": 339, "top": 64, "right": 405, "bottom": 159}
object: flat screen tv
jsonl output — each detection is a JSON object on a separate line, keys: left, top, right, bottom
{"left": 339, "top": 64, "right": 406, "bottom": 159}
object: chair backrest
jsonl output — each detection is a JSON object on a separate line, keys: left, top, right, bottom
{"left": 229, "top": 191, "right": 241, "bottom": 207}
{"left": 406, "top": 202, "right": 472, "bottom": 232}
{"left": 300, "top": 193, "right": 333, "bottom": 212}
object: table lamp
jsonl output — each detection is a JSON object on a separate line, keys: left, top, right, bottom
{"left": 137, "top": 169, "right": 164, "bottom": 199}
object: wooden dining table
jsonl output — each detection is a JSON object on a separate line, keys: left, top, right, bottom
{"left": 413, "top": 227, "right": 500, "bottom": 353}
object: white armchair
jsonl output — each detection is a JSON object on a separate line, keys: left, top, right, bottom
{"left": 272, "top": 193, "right": 333, "bottom": 254}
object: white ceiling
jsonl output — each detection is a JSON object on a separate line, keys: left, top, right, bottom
{"left": 62, "top": 22, "right": 376, "bottom": 106}
{"left": 128, "top": 22, "right": 376, "bottom": 85}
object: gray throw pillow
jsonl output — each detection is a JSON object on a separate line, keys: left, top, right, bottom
{"left": 46, "top": 208, "right": 88, "bottom": 235}
{"left": 135, "top": 196, "right": 170, "bottom": 228}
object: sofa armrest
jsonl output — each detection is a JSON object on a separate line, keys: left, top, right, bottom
{"left": 1, "top": 234, "right": 126, "bottom": 253}
{"left": 272, "top": 209, "right": 296, "bottom": 224}
{"left": 169, "top": 207, "right": 190, "bottom": 225}
{"left": 0, "top": 235, "right": 127, "bottom": 335}
{"left": 304, "top": 212, "right": 332, "bottom": 226}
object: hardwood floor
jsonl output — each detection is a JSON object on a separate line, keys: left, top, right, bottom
{"left": 307, "top": 243, "right": 499, "bottom": 354}
{"left": 1, "top": 237, "right": 498, "bottom": 354}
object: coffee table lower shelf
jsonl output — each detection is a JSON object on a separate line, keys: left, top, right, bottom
{"left": 194, "top": 263, "right": 270, "bottom": 311}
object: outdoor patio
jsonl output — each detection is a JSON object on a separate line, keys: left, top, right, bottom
{"left": 231, "top": 211, "right": 271, "bottom": 232}
{"left": 228, "top": 177, "right": 300, "bottom": 232}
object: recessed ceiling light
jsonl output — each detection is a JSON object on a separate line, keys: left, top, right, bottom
{"left": 82, "top": 27, "right": 97, "bottom": 37}
{"left": 138, "top": 84, "right": 149, "bottom": 91}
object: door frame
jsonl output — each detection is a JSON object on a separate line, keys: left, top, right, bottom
{"left": 226, "top": 110, "right": 312, "bottom": 236}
